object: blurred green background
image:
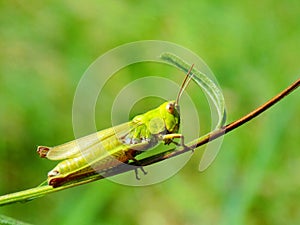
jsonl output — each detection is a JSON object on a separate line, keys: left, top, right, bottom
{"left": 0, "top": 1, "right": 299, "bottom": 225}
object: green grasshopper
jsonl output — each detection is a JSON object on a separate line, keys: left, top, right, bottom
{"left": 37, "top": 65, "right": 194, "bottom": 187}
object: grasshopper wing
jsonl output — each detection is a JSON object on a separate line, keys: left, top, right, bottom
{"left": 37, "top": 122, "right": 137, "bottom": 160}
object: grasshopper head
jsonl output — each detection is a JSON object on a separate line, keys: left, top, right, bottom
{"left": 160, "top": 100, "right": 180, "bottom": 134}
{"left": 143, "top": 64, "right": 194, "bottom": 136}
{"left": 162, "top": 63, "right": 194, "bottom": 134}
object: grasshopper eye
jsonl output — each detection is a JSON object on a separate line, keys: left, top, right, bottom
{"left": 166, "top": 102, "right": 175, "bottom": 114}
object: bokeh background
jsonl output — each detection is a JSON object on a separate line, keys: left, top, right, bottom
{"left": 0, "top": 1, "right": 299, "bottom": 225}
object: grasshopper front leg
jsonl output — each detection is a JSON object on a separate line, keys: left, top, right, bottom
{"left": 162, "top": 133, "right": 185, "bottom": 146}
{"left": 161, "top": 133, "right": 193, "bottom": 152}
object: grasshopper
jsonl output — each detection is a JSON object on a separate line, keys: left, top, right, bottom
{"left": 37, "top": 65, "right": 194, "bottom": 187}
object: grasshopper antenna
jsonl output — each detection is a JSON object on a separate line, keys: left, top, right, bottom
{"left": 175, "top": 64, "right": 194, "bottom": 106}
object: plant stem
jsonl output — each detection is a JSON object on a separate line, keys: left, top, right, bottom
{"left": 138, "top": 78, "right": 300, "bottom": 165}
{"left": 0, "top": 78, "right": 299, "bottom": 207}
{"left": 0, "top": 175, "right": 104, "bottom": 206}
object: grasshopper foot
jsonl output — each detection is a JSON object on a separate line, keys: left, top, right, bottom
{"left": 134, "top": 166, "right": 147, "bottom": 180}
{"left": 184, "top": 145, "right": 195, "bottom": 153}
{"left": 170, "top": 140, "right": 194, "bottom": 153}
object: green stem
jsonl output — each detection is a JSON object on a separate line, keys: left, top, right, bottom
{"left": 0, "top": 175, "right": 104, "bottom": 206}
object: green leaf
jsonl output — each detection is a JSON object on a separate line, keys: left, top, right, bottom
{"left": 161, "top": 52, "right": 227, "bottom": 170}
{"left": 161, "top": 52, "right": 226, "bottom": 128}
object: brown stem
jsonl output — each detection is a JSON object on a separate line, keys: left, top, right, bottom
{"left": 224, "top": 78, "right": 300, "bottom": 133}
{"left": 136, "top": 78, "right": 300, "bottom": 166}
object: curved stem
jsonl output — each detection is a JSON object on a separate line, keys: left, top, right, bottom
{"left": 0, "top": 78, "right": 299, "bottom": 206}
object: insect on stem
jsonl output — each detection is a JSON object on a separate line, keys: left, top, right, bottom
{"left": 175, "top": 64, "right": 194, "bottom": 106}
